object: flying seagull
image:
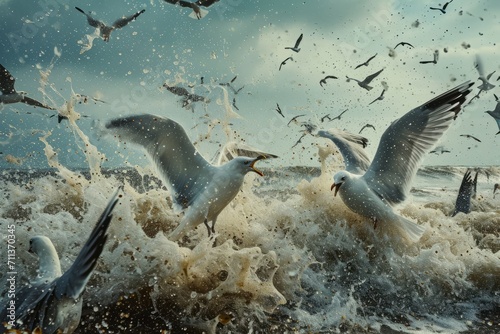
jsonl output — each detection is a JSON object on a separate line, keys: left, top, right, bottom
{"left": 332, "top": 108, "right": 349, "bottom": 121}
{"left": 430, "top": 0, "right": 454, "bottom": 14}
{"left": 475, "top": 55, "right": 496, "bottom": 92}
{"left": 285, "top": 33, "right": 303, "bottom": 53}
{"left": 317, "top": 128, "right": 370, "bottom": 175}
{"left": 279, "top": 56, "right": 293, "bottom": 71}
{"left": 355, "top": 53, "right": 377, "bottom": 69}
{"left": 420, "top": 50, "right": 439, "bottom": 64}
{"left": 75, "top": 7, "right": 145, "bottom": 42}
{"left": 346, "top": 68, "right": 384, "bottom": 91}
{"left": 0, "top": 64, "right": 55, "bottom": 111}
{"left": 275, "top": 103, "right": 285, "bottom": 118}
{"left": 394, "top": 42, "right": 414, "bottom": 49}
{"left": 287, "top": 114, "right": 306, "bottom": 126}
{"left": 485, "top": 100, "right": 500, "bottom": 135}
{"left": 319, "top": 75, "right": 338, "bottom": 87}
{"left": 291, "top": 133, "right": 307, "bottom": 149}
{"left": 232, "top": 97, "right": 239, "bottom": 111}
{"left": 104, "top": 114, "right": 277, "bottom": 241}
{"left": 359, "top": 123, "right": 376, "bottom": 134}
{"left": 162, "top": 83, "right": 207, "bottom": 107}
{"left": 329, "top": 81, "right": 473, "bottom": 242}
{"left": 0, "top": 191, "right": 119, "bottom": 333}
{"left": 451, "top": 169, "right": 477, "bottom": 216}
{"left": 460, "top": 134, "right": 481, "bottom": 142}
{"left": 430, "top": 145, "right": 451, "bottom": 154}
{"left": 368, "top": 89, "right": 386, "bottom": 105}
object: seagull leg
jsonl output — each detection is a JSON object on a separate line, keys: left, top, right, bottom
{"left": 204, "top": 218, "right": 211, "bottom": 236}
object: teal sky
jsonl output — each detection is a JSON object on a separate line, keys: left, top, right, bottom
{"left": 0, "top": 0, "right": 499, "bottom": 169}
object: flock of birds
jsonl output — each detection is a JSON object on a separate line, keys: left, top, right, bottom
{"left": 0, "top": 1, "right": 499, "bottom": 333}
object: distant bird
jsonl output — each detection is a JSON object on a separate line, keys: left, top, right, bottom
{"left": 0, "top": 192, "right": 119, "bottom": 333}
{"left": 0, "top": 64, "right": 55, "bottom": 111}
{"left": 368, "top": 89, "right": 386, "bottom": 105}
{"left": 232, "top": 97, "right": 239, "bottom": 111}
{"left": 420, "top": 50, "right": 439, "bottom": 64}
{"left": 430, "top": 145, "right": 451, "bottom": 154}
{"left": 485, "top": 101, "right": 500, "bottom": 135}
{"left": 460, "top": 134, "right": 481, "bottom": 142}
{"left": 320, "top": 114, "right": 333, "bottom": 122}
{"left": 275, "top": 103, "right": 285, "bottom": 118}
{"left": 354, "top": 53, "right": 377, "bottom": 69}
{"left": 219, "top": 75, "right": 237, "bottom": 87}
{"left": 359, "top": 123, "right": 376, "bottom": 134}
{"left": 75, "top": 7, "right": 145, "bottom": 42}
{"left": 162, "top": 83, "right": 207, "bottom": 109}
{"left": 291, "top": 133, "right": 307, "bottom": 148}
{"left": 332, "top": 108, "right": 349, "bottom": 121}
{"left": 346, "top": 68, "right": 384, "bottom": 91}
{"left": 327, "top": 81, "right": 472, "bottom": 243}
{"left": 394, "top": 42, "right": 414, "bottom": 49}
{"left": 285, "top": 33, "right": 303, "bottom": 53}
{"left": 319, "top": 75, "right": 338, "bottom": 87}
{"left": 475, "top": 55, "right": 496, "bottom": 92}
{"left": 451, "top": 169, "right": 477, "bottom": 216}
{"left": 287, "top": 114, "right": 306, "bottom": 126}
{"left": 430, "top": 0, "right": 454, "bottom": 14}
{"left": 279, "top": 57, "right": 293, "bottom": 71}
{"left": 164, "top": 0, "right": 220, "bottom": 19}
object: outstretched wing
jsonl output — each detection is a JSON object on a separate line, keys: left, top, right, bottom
{"left": 112, "top": 9, "right": 145, "bottom": 29}
{"left": 363, "top": 81, "right": 473, "bottom": 206}
{"left": 0, "top": 64, "right": 16, "bottom": 94}
{"left": 75, "top": 7, "right": 105, "bottom": 29}
{"left": 214, "top": 141, "right": 278, "bottom": 166}
{"left": 452, "top": 169, "right": 474, "bottom": 216}
{"left": 105, "top": 114, "right": 216, "bottom": 210}
{"left": 317, "top": 129, "right": 371, "bottom": 174}
{"left": 363, "top": 68, "right": 384, "bottom": 84}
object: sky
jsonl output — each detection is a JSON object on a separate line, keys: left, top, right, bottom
{"left": 0, "top": 0, "right": 499, "bottom": 170}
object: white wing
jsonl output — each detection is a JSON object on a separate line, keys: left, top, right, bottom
{"left": 363, "top": 81, "right": 473, "bottom": 205}
{"left": 105, "top": 114, "right": 216, "bottom": 210}
{"left": 214, "top": 141, "right": 278, "bottom": 166}
{"left": 317, "top": 129, "right": 371, "bottom": 174}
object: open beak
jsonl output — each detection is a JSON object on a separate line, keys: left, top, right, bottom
{"left": 250, "top": 155, "right": 266, "bottom": 176}
{"left": 330, "top": 182, "right": 341, "bottom": 197}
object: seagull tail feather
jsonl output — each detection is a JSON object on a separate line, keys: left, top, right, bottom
{"left": 397, "top": 216, "right": 425, "bottom": 243}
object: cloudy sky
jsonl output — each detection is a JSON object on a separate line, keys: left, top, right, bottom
{"left": 0, "top": 0, "right": 499, "bottom": 169}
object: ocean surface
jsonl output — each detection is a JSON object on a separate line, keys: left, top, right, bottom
{"left": 0, "top": 149, "right": 499, "bottom": 333}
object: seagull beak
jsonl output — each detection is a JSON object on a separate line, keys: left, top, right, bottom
{"left": 250, "top": 155, "right": 266, "bottom": 176}
{"left": 330, "top": 182, "right": 341, "bottom": 197}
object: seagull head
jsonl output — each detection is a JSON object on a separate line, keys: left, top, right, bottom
{"left": 331, "top": 171, "right": 349, "bottom": 197}
{"left": 231, "top": 155, "right": 268, "bottom": 176}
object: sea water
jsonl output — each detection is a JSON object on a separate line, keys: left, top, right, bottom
{"left": 0, "top": 125, "right": 499, "bottom": 333}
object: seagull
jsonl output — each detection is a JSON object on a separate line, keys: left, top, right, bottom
{"left": 232, "top": 97, "right": 239, "bottom": 111}
{"left": 331, "top": 108, "right": 349, "bottom": 121}
{"left": 359, "top": 124, "right": 376, "bottom": 134}
{"left": 460, "top": 134, "right": 481, "bottom": 142}
{"left": 275, "top": 103, "right": 285, "bottom": 118}
{"left": 287, "top": 114, "right": 306, "bottom": 126}
{"left": 354, "top": 53, "right": 377, "bottom": 69}
{"left": 291, "top": 133, "right": 307, "bottom": 149}
{"left": 0, "top": 191, "right": 119, "bottom": 333}
{"left": 430, "top": 0, "right": 454, "bottom": 14}
{"left": 75, "top": 7, "right": 145, "bottom": 42}
{"left": 329, "top": 81, "right": 473, "bottom": 242}
{"left": 279, "top": 57, "right": 293, "bottom": 71}
{"left": 346, "top": 68, "right": 384, "bottom": 91}
{"left": 419, "top": 50, "right": 439, "bottom": 64}
{"left": 485, "top": 100, "right": 500, "bottom": 135}
{"left": 317, "top": 129, "right": 370, "bottom": 175}
{"left": 451, "top": 169, "right": 477, "bottom": 216}
{"left": 0, "top": 64, "right": 55, "bottom": 111}
{"left": 368, "top": 89, "right": 386, "bottom": 105}
{"left": 319, "top": 75, "right": 338, "bottom": 87}
{"left": 394, "top": 42, "right": 414, "bottom": 49}
{"left": 104, "top": 114, "right": 277, "bottom": 241}
{"left": 164, "top": 0, "right": 220, "bottom": 19}
{"left": 162, "top": 83, "right": 207, "bottom": 106}
{"left": 430, "top": 145, "right": 451, "bottom": 154}
{"left": 320, "top": 114, "right": 333, "bottom": 122}
{"left": 475, "top": 55, "right": 496, "bottom": 92}
{"left": 285, "top": 33, "right": 303, "bottom": 53}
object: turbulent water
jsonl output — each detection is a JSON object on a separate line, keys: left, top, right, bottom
{"left": 0, "top": 140, "right": 499, "bottom": 333}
